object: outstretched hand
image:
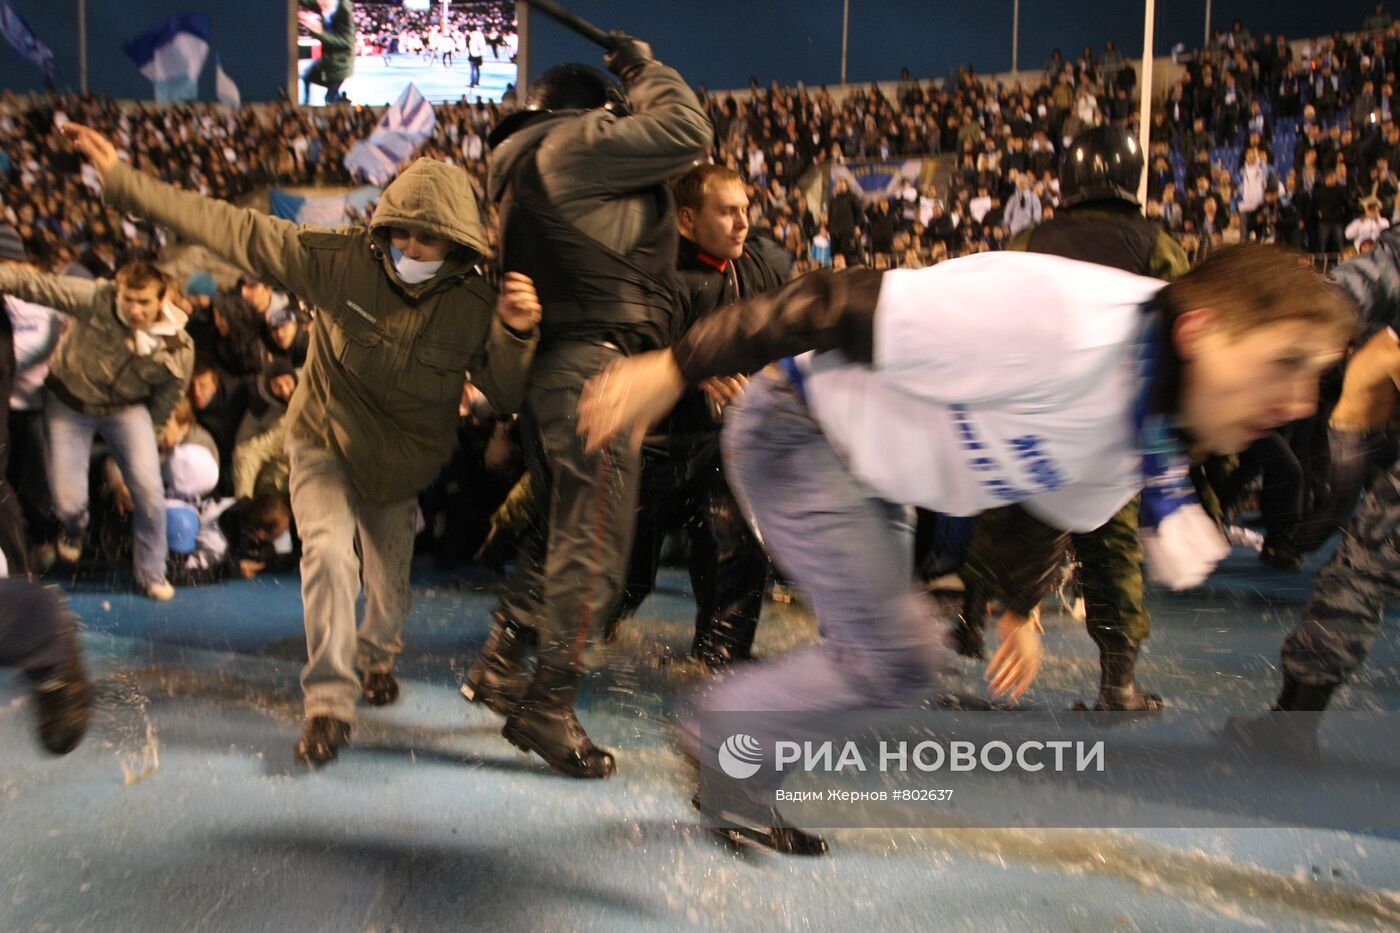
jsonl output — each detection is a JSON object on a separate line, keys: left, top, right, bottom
{"left": 60, "top": 123, "right": 119, "bottom": 177}
{"left": 985, "top": 608, "right": 1044, "bottom": 702}
{"left": 1332, "top": 326, "right": 1400, "bottom": 430}
{"left": 577, "top": 350, "right": 686, "bottom": 454}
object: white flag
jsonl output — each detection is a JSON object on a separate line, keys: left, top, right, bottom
{"left": 215, "top": 56, "right": 241, "bottom": 108}
{"left": 344, "top": 83, "right": 436, "bottom": 185}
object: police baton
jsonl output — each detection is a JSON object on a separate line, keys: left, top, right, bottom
{"left": 523, "top": 0, "right": 617, "bottom": 51}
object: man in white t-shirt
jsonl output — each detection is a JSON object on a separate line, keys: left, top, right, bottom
{"left": 578, "top": 244, "right": 1355, "bottom": 853}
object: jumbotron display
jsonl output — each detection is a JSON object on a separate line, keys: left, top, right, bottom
{"left": 295, "top": 0, "right": 518, "bottom": 106}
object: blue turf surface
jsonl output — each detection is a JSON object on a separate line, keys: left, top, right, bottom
{"left": 2, "top": 546, "right": 1399, "bottom": 931}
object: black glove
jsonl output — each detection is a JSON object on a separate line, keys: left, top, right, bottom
{"left": 604, "top": 30, "right": 652, "bottom": 79}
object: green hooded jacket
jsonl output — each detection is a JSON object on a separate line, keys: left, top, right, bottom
{"left": 103, "top": 157, "right": 536, "bottom": 504}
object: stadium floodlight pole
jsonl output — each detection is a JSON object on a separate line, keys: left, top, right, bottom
{"left": 1011, "top": 0, "right": 1019, "bottom": 74}
{"left": 522, "top": 0, "right": 616, "bottom": 50}
{"left": 1136, "top": 0, "right": 1156, "bottom": 209}
{"left": 841, "top": 0, "right": 849, "bottom": 85}
{"left": 77, "top": 0, "right": 87, "bottom": 93}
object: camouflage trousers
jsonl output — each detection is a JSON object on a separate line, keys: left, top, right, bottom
{"left": 1282, "top": 454, "right": 1400, "bottom": 686}
{"left": 963, "top": 497, "right": 1148, "bottom": 642}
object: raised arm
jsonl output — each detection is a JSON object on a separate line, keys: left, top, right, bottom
{"left": 539, "top": 37, "right": 713, "bottom": 194}
{"left": 577, "top": 268, "right": 884, "bottom": 452}
{"left": 0, "top": 265, "right": 111, "bottom": 322}
{"left": 63, "top": 124, "right": 335, "bottom": 306}
{"left": 673, "top": 268, "right": 885, "bottom": 382}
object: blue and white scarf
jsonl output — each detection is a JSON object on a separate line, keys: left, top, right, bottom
{"left": 1133, "top": 310, "right": 1231, "bottom": 589}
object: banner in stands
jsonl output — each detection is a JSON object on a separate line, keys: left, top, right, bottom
{"left": 269, "top": 185, "right": 381, "bottom": 226}
{"left": 830, "top": 159, "right": 934, "bottom": 204}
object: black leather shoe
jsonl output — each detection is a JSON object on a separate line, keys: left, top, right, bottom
{"left": 692, "top": 789, "right": 828, "bottom": 856}
{"left": 359, "top": 670, "right": 399, "bottom": 707}
{"left": 502, "top": 665, "right": 615, "bottom": 779}
{"left": 460, "top": 612, "right": 533, "bottom": 717}
{"left": 294, "top": 716, "right": 351, "bottom": 767}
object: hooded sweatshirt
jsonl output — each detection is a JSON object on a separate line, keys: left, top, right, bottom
{"left": 102, "top": 157, "right": 536, "bottom": 503}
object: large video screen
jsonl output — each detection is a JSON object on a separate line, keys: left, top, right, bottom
{"left": 296, "top": 0, "right": 518, "bottom": 106}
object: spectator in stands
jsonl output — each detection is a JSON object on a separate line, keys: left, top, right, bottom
{"left": 262, "top": 305, "right": 309, "bottom": 371}
{"left": 187, "top": 354, "right": 245, "bottom": 497}
{"left": 866, "top": 197, "right": 897, "bottom": 259}
{"left": 1317, "top": 168, "right": 1353, "bottom": 253}
{"left": 1346, "top": 195, "right": 1391, "bottom": 248}
{"left": 1003, "top": 172, "right": 1042, "bottom": 235}
{"left": 827, "top": 177, "right": 864, "bottom": 263}
{"left": 1237, "top": 147, "right": 1272, "bottom": 237}
{"left": 1364, "top": 3, "right": 1393, "bottom": 32}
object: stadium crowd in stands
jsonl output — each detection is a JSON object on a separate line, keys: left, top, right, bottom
{"left": 2, "top": 9, "right": 1398, "bottom": 587}
{"left": 3, "top": 10, "right": 1397, "bottom": 279}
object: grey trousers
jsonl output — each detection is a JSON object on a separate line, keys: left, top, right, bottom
{"left": 499, "top": 341, "right": 643, "bottom": 673}
{"left": 288, "top": 435, "right": 418, "bottom": 723}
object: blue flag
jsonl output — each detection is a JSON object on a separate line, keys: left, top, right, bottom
{"left": 122, "top": 14, "right": 210, "bottom": 102}
{"left": 0, "top": 1, "right": 55, "bottom": 79}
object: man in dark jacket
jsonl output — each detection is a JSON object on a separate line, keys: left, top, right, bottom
{"left": 459, "top": 36, "right": 711, "bottom": 779}
{"left": 826, "top": 177, "right": 865, "bottom": 264}
{"left": 608, "top": 164, "right": 790, "bottom": 667}
{"left": 299, "top": 0, "right": 356, "bottom": 105}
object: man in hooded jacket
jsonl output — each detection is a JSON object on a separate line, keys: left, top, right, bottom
{"left": 62, "top": 123, "right": 540, "bottom": 766}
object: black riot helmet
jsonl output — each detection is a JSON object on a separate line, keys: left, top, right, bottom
{"left": 1059, "top": 125, "right": 1144, "bottom": 208}
{"left": 488, "top": 63, "right": 630, "bottom": 150}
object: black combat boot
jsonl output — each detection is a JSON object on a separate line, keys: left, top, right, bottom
{"left": 502, "top": 665, "right": 615, "bottom": 779}
{"left": 359, "top": 670, "right": 399, "bottom": 706}
{"left": 1222, "top": 676, "right": 1335, "bottom": 763}
{"left": 460, "top": 611, "right": 535, "bottom": 717}
{"left": 1082, "top": 631, "right": 1163, "bottom": 711}
{"left": 24, "top": 591, "right": 92, "bottom": 755}
{"left": 28, "top": 655, "right": 92, "bottom": 756}
{"left": 294, "top": 716, "right": 351, "bottom": 767}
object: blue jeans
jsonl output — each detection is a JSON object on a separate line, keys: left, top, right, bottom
{"left": 687, "top": 371, "right": 955, "bottom": 755}
{"left": 45, "top": 394, "right": 167, "bottom": 585}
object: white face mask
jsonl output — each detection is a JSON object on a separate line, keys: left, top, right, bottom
{"left": 390, "top": 246, "right": 445, "bottom": 285}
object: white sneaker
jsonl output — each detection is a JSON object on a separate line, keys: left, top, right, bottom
{"left": 144, "top": 580, "right": 175, "bottom": 601}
